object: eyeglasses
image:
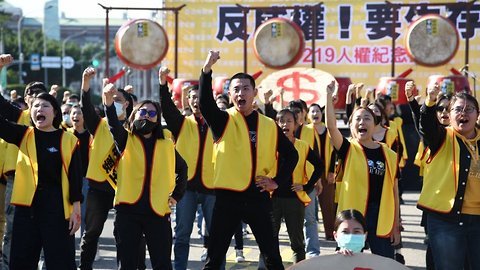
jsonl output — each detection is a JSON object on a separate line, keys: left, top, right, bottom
{"left": 435, "top": 106, "right": 449, "bottom": 112}
{"left": 138, "top": 108, "right": 157, "bottom": 118}
{"left": 451, "top": 106, "right": 477, "bottom": 114}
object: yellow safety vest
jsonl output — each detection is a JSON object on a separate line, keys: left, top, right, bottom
{"left": 337, "top": 140, "right": 398, "bottom": 237}
{"left": 414, "top": 141, "right": 428, "bottom": 177}
{"left": 175, "top": 115, "right": 214, "bottom": 188}
{"left": 0, "top": 139, "right": 8, "bottom": 177}
{"left": 300, "top": 124, "right": 334, "bottom": 179}
{"left": 292, "top": 139, "right": 312, "bottom": 205}
{"left": 85, "top": 119, "right": 118, "bottom": 189}
{"left": 391, "top": 117, "right": 408, "bottom": 167}
{"left": 12, "top": 127, "right": 78, "bottom": 219}
{"left": 115, "top": 131, "right": 176, "bottom": 216}
{"left": 211, "top": 108, "right": 278, "bottom": 191}
{"left": 4, "top": 110, "right": 31, "bottom": 174}
{"left": 418, "top": 127, "right": 466, "bottom": 213}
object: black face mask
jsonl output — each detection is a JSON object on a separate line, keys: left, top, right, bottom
{"left": 133, "top": 119, "right": 157, "bottom": 135}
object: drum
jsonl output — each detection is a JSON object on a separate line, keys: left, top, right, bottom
{"left": 290, "top": 253, "right": 410, "bottom": 270}
{"left": 115, "top": 19, "right": 169, "bottom": 70}
{"left": 172, "top": 79, "right": 199, "bottom": 109}
{"left": 377, "top": 77, "right": 416, "bottom": 105}
{"left": 428, "top": 75, "right": 471, "bottom": 95}
{"left": 405, "top": 14, "right": 459, "bottom": 67}
{"left": 258, "top": 67, "right": 338, "bottom": 111}
{"left": 334, "top": 77, "right": 352, "bottom": 110}
{"left": 253, "top": 18, "right": 305, "bottom": 69}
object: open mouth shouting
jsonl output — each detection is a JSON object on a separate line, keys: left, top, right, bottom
{"left": 357, "top": 127, "right": 368, "bottom": 136}
{"left": 36, "top": 114, "right": 46, "bottom": 123}
{"left": 237, "top": 98, "right": 247, "bottom": 107}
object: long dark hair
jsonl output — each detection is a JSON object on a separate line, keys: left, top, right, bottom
{"left": 125, "top": 100, "right": 164, "bottom": 139}
{"left": 334, "top": 209, "right": 367, "bottom": 232}
{"left": 30, "top": 93, "right": 62, "bottom": 128}
{"left": 276, "top": 108, "right": 297, "bottom": 124}
{"left": 348, "top": 106, "right": 378, "bottom": 126}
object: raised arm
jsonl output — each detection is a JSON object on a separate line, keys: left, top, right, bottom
{"left": 80, "top": 67, "right": 102, "bottom": 135}
{"left": 199, "top": 51, "right": 228, "bottom": 139}
{"left": 158, "top": 67, "right": 184, "bottom": 138}
{"left": 263, "top": 89, "right": 278, "bottom": 120}
{"left": 103, "top": 83, "right": 128, "bottom": 153}
{"left": 405, "top": 81, "right": 421, "bottom": 133}
{"left": 419, "top": 83, "right": 445, "bottom": 151}
{"left": 325, "top": 81, "right": 344, "bottom": 150}
{"left": 0, "top": 116, "right": 28, "bottom": 146}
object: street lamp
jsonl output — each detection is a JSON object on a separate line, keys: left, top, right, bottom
{"left": 17, "top": 16, "right": 24, "bottom": 84}
{"left": 62, "top": 30, "right": 86, "bottom": 87}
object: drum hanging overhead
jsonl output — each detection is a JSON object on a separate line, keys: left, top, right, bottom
{"left": 405, "top": 14, "right": 459, "bottom": 67}
{"left": 115, "top": 19, "right": 169, "bottom": 70}
{"left": 253, "top": 18, "right": 305, "bottom": 69}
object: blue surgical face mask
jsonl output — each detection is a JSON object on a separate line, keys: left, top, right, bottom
{"left": 62, "top": 114, "right": 72, "bottom": 126}
{"left": 336, "top": 233, "right": 365, "bottom": 253}
{"left": 114, "top": 102, "right": 125, "bottom": 117}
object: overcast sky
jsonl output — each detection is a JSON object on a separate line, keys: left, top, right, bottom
{"left": 11, "top": 0, "right": 163, "bottom": 19}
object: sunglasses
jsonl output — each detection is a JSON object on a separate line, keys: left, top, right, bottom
{"left": 435, "top": 106, "right": 449, "bottom": 112}
{"left": 138, "top": 108, "right": 158, "bottom": 118}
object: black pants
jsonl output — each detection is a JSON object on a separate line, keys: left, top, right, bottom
{"left": 10, "top": 185, "right": 76, "bottom": 270}
{"left": 115, "top": 211, "right": 172, "bottom": 270}
{"left": 79, "top": 188, "right": 115, "bottom": 270}
{"left": 204, "top": 196, "right": 284, "bottom": 270}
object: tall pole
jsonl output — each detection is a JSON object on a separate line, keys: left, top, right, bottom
{"left": 62, "top": 31, "right": 86, "bottom": 87}
{"left": 17, "top": 16, "right": 24, "bottom": 85}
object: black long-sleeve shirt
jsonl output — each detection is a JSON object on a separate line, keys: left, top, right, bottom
{"left": 159, "top": 84, "right": 213, "bottom": 195}
{"left": 199, "top": 70, "right": 298, "bottom": 201}
{"left": 273, "top": 146, "right": 323, "bottom": 198}
{"left": 0, "top": 94, "right": 23, "bottom": 123}
{"left": 105, "top": 104, "right": 187, "bottom": 214}
{"left": 80, "top": 90, "right": 115, "bottom": 193}
{"left": 0, "top": 116, "right": 82, "bottom": 203}
{"left": 408, "top": 99, "right": 421, "bottom": 135}
{"left": 73, "top": 129, "right": 90, "bottom": 177}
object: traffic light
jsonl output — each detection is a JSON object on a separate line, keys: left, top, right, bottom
{"left": 92, "top": 59, "right": 100, "bottom": 67}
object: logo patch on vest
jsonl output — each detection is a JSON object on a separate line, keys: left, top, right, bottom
{"left": 47, "top": 147, "right": 58, "bottom": 153}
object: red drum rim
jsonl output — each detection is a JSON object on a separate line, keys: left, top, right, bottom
{"left": 114, "top": 19, "right": 169, "bottom": 70}
{"left": 405, "top": 14, "right": 459, "bottom": 67}
{"left": 253, "top": 17, "right": 305, "bottom": 70}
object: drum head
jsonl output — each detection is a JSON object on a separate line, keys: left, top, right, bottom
{"left": 405, "top": 14, "right": 459, "bottom": 67}
{"left": 115, "top": 19, "right": 169, "bottom": 70}
{"left": 253, "top": 18, "right": 305, "bottom": 69}
{"left": 258, "top": 67, "right": 338, "bottom": 111}
{"left": 290, "top": 253, "right": 411, "bottom": 270}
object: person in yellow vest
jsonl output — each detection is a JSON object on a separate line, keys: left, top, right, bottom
{"left": 67, "top": 104, "right": 91, "bottom": 237}
{"left": 199, "top": 51, "right": 298, "bottom": 270}
{"left": 102, "top": 82, "right": 187, "bottom": 270}
{"left": 157, "top": 67, "right": 217, "bottom": 270}
{"left": 0, "top": 54, "right": 49, "bottom": 269}
{"left": 0, "top": 92, "right": 82, "bottom": 269}
{"left": 325, "top": 80, "right": 400, "bottom": 259}
{"left": 271, "top": 108, "right": 323, "bottom": 263}
{"left": 418, "top": 84, "right": 480, "bottom": 270}
{"left": 289, "top": 100, "right": 321, "bottom": 258}
{"left": 304, "top": 103, "right": 337, "bottom": 241}
{"left": 79, "top": 67, "right": 138, "bottom": 269}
